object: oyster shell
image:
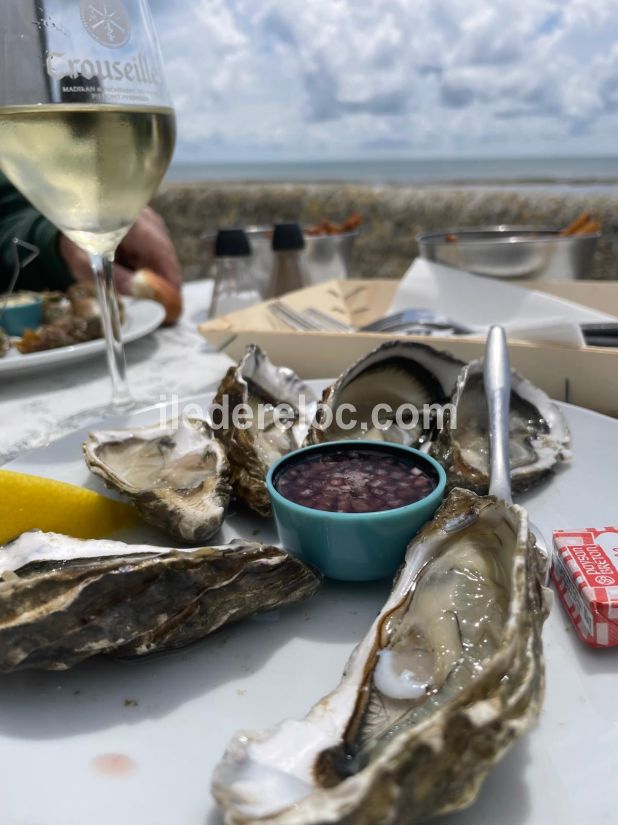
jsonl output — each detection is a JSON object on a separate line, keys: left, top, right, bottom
{"left": 214, "top": 345, "right": 317, "bottom": 516}
{"left": 212, "top": 488, "right": 549, "bottom": 825}
{"left": 307, "top": 341, "right": 464, "bottom": 446}
{"left": 0, "top": 531, "right": 321, "bottom": 672}
{"left": 432, "top": 359, "right": 570, "bottom": 494}
{"left": 83, "top": 417, "right": 231, "bottom": 543}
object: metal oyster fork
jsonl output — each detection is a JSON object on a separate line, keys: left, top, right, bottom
{"left": 484, "top": 325, "right": 550, "bottom": 580}
{"left": 361, "top": 308, "right": 472, "bottom": 335}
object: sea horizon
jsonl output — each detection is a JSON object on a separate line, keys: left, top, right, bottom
{"left": 165, "top": 155, "right": 618, "bottom": 194}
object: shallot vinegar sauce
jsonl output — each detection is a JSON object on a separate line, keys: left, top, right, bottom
{"left": 274, "top": 447, "right": 437, "bottom": 514}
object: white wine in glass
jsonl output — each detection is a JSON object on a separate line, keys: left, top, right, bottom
{"left": 0, "top": 1, "right": 176, "bottom": 409}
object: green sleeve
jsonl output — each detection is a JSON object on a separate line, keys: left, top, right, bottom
{"left": 0, "top": 171, "right": 75, "bottom": 293}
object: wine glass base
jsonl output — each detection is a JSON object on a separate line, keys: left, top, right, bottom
{"left": 111, "top": 393, "right": 135, "bottom": 413}
{"left": 0, "top": 395, "right": 162, "bottom": 466}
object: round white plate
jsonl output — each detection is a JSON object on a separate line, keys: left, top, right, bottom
{"left": 0, "top": 297, "right": 165, "bottom": 377}
{"left": 1, "top": 384, "right": 617, "bottom": 825}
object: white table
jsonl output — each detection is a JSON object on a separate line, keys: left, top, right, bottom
{"left": 0, "top": 280, "right": 230, "bottom": 465}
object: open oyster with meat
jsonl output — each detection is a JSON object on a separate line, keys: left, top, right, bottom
{"left": 0, "top": 531, "right": 321, "bottom": 672}
{"left": 213, "top": 344, "right": 317, "bottom": 516}
{"left": 306, "top": 340, "right": 465, "bottom": 446}
{"left": 432, "top": 358, "right": 571, "bottom": 494}
{"left": 213, "top": 487, "right": 550, "bottom": 825}
{"left": 84, "top": 416, "right": 231, "bottom": 543}
{"left": 306, "top": 340, "right": 570, "bottom": 494}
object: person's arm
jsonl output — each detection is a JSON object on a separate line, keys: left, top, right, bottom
{"left": 0, "top": 172, "right": 75, "bottom": 293}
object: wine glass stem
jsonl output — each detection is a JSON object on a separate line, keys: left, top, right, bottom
{"left": 90, "top": 252, "right": 133, "bottom": 410}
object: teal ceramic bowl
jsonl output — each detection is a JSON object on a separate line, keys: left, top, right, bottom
{"left": 266, "top": 440, "right": 446, "bottom": 581}
{"left": 0, "top": 293, "right": 43, "bottom": 337}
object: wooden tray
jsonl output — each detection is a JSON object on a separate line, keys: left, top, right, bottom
{"left": 199, "top": 279, "right": 618, "bottom": 417}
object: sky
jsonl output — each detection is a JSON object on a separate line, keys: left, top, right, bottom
{"left": 150, "top": 0, "right": 618, "bottom": 163}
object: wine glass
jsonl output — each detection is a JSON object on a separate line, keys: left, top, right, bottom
{"left": 0, "top": 0, "right": 176, "bottom": 409}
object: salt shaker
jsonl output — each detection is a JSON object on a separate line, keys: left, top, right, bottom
{"left": 209, "top": 229, "right": 263, "bottom": 318}
{"left": 266, "top": 223, "right": 306, "bottom": 298}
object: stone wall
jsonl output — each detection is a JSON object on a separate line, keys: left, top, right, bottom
{"left": 152, "top": 183, "right": 618, "bottom": 281}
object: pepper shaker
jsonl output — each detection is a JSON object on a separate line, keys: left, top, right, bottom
{"left": 266, "top": 222, "right": 306, "bottom": 298}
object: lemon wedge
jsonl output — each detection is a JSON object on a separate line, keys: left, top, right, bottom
{"left": 0, "top": 469, "right": 140, "bottom": 545}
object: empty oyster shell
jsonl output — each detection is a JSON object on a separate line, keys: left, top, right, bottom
{"left": 431, "top": 359, "right": 570, "bottom": 494}
{"left": 0, "top": 531, "right": 321, "bottom": 672}
{"left": 306, "top": 341, "right": 464, "bottom": 446}
{"left": 214, "top": 345, "right": 317, "bottom": 516}
{"left": 212, "top": 488, "right": 549, "bottom": 825}
{"left": 83, "top": 417, "right": 231, "bottom": 543}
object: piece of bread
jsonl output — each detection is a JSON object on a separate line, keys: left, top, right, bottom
{"left": 130, "top": 269, "right": 182, "bottom": 326}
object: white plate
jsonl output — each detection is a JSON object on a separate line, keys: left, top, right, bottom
{"left": 1, "top": 383, "right": 617, "bottom": 825}
{"left": 0, "top": 298, "right": 166, "bottom": 377}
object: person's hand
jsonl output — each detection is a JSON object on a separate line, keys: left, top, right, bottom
{"left": 58, "top": 207, "right": 182, "bottom": 294}
{"left": 115, "top": 207, "right": 182, "bottom": 291}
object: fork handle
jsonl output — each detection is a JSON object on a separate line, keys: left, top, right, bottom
{"left": 484, "top": 326, "right": 513, "bottom": 504}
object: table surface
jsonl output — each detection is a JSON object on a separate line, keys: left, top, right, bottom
{"left": 0, "top": 280, "right": 229, "bottom": 465}
{"left": 2, "top": 281, "right": 618, "bottom": 825}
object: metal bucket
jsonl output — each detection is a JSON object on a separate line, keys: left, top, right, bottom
{"left": 417, "top": 226, "right": 600, "bottom": 280}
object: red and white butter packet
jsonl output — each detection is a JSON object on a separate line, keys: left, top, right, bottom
{"left": 552, "top": 527, "right": 618, "bottom": 648}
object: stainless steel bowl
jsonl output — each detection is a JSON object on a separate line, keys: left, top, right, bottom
{"left": 417, "top": 226, "right": 600, "bottom": 280}
{"left": 202, "top": 226, "right": 358, "bottom": 293}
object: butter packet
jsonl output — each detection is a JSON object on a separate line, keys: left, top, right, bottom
{"left": 552, "top": 527, "right": 618, "bottom": 648}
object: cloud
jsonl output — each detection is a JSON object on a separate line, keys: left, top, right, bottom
{"left": 150, "top": 0, "right": 618, "bottom": 161}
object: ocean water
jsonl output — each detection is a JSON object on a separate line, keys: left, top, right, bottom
{"left": 166, "top": 156, "right": 618, "bottom": 193}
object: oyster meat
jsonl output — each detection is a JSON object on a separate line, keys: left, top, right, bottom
{"left": 307, "top": 340, "right": 464, "bottom": 446}
{"left": 83, "top": 417, "right": 231, "bottom": 543}
{"left": 432, "top": 359, "right": 570, "bottom": 494}
{"left": 214, "top": 345, "right": 316, "bottom": 516}
{"left": 0, "top": 531, "right": 321, "bottom": 672}
{"left": 213, "top": 488, "right": 549, "bottom": 825}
